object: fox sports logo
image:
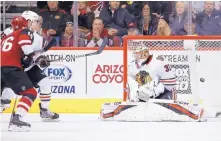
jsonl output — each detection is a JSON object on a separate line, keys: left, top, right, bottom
{"left": 43, "top": 64, "right": 72, "bottom": 84}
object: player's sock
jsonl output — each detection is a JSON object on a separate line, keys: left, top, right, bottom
{"left": 9, "top": 91, "right": 36, "bottom": 132}
{"left": 39, "top": 93, "right": 51, "bottom": 109}
{"left": 16, "top": 88, "right": 37, "bottom": 118}
{"left": 16, "top": 96, "right": 34, "bottom": 117}
{"left": 39, "top": 93, "right": 59, "bottom": 121}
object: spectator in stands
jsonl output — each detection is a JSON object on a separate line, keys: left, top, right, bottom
{"left": 37, "top": 1, "right": 48, "bottom": 9}
{"left": 37, "top": 1, "right": 73, "bottom": 13}
{"left": 192, "top": 1, "right": 221, "bottom": 13}
{"left": 70, "top": 1, "right": 95, "bottom": 30}
{"left": 184, "top": 18, "right": 197, "bottom": 36}
{"left": 87, "top": 1, "right": 105, "bottom": 18}
{"left": 120, "top": 1, "right": 143, "bottom": 17}
{"left": 59, "top": 1, "right": 73, "bottom": 13}
{"left": 99, "top": 1, "right": 135, "bottom": 37}
{"left": 39, "top": 17, "right": 59, "bottom": 47}
{"left": 196, "top": 1, "right": 221, "bottom": 35}
{"left": 39, "top": 1, "right": 70, "bottom": 40}
{"left": 156, "top": 18, "right": 171, "bottom": 36}
{"left": 148, "top": 1, "right": 173, "bottom": 24}
{"left": 86, "top": 17, "right": 121, "bottom": 47}
{"left": 127, "top": 23, "right": 140, "bottom": 36}
{"left": 169, "top": 1, "right": 188, "bottom": 35}
{"left": 59, "top": 21, "right": 86, "bottom": 47}
{"left": 60, "top": 22, "right": 74, "bottom": 47}
{"left": 137, "top": 2, "right": 158, "bottom": 35}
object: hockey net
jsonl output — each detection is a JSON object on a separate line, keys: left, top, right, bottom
{"left": 123, "top": 36, "right": 221, "bottom": 108}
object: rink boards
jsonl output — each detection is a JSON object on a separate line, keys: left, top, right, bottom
{"left": 3, "top": 47, "right": 221, "bottom": 113}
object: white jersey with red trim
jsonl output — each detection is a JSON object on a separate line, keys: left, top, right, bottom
{"left": 24, "top": 31, "right": 44, "bottom": 71}
{"left": 128, "top": 55, "right": 177, "bottom": 91}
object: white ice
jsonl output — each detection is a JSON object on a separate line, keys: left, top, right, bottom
{"left": 1, "top": 114, "right": 221, "bottom": 141}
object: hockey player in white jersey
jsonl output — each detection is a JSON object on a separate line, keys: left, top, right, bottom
{"left": 127, "top": 46, "right": 177, "bottom": 102}
{"left": 101, "top": 45, "right": 205, "bottom": 122}
{"left": 1, "top": 11, "right": 59, "bottom": 121}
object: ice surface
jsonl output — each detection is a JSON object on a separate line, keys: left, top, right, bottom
{"left": 1, "top": 114, "right": 221, "bottom": 141}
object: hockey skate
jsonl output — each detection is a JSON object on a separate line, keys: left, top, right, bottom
{"left": 8, "top": 114, "right": 31, "bottom": 132}
{"left": 0, "top": 98, "right": 11, "bottom": 113}
{"left": 39, "top": 103, "right": 59, "bottom": 122}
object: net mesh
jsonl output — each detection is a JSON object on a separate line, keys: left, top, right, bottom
{"left": 127, "top": 40, "right": 184, "bottom": 51}
{"left": 197, "top": 40, "right": 221, "bottom": 50}
{"left": 127, "top": 39, "right": 221, "bottom": 51}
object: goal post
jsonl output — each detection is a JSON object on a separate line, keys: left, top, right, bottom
{"left": 123, "top": 36, "right": 221, "bottom": 105}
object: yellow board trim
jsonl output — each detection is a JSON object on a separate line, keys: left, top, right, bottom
{"left": 3, "top": 98, "right": 122, "bottom": 113}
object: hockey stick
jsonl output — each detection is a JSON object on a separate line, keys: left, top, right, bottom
{"left": 42, "top": 38, "right": 57, "bottom": 52}
{"left": 34, "top": 38, "right": 57, "bottom": 53}
{"left": 8, "top": 95, "right": 18, "bottom": 129}
{"left": 49, "top": 37, "right": 108, "bottom": 62}
{"left": 24, "top": 38, "right": 57, "bottom": 69}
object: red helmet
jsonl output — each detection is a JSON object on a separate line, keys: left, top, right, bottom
{"left": 11, "top": 16, "right": 28, "bottom": 31}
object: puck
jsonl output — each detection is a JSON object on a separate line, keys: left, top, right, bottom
{"left": 200, "top": 78, "right": 205, "bottom": 82}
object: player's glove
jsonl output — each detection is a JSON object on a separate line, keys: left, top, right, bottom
{"left": 35, "top": 55, "right": 50, "bottom": 68}
{"left": 21, "top": 55, "right": 33, "bottom": 68}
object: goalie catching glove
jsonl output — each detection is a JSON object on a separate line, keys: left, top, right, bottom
{"left": 137, "top": 76, "right": 165, "bottom": 101}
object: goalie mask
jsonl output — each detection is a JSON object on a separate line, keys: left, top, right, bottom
{"left": 132, "top": 45, "right": 151, "bottom": 60}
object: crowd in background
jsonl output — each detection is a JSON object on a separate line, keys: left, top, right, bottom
{"left": 2, "top": 1, "right": 221, "bottom": 47}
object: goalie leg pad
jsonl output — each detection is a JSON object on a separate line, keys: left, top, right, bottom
{"left": 101, "top": 102, "right": 203, "bottom": 122}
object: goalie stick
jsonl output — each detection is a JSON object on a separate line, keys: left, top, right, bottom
{"left": 49, "top": 37, "right": 108, "bottom": 62}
